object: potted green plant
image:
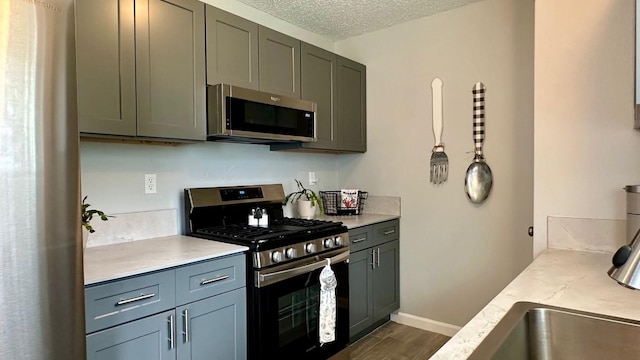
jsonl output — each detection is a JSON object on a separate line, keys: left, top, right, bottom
{"left": 284, "top": 179, "right": 323, "bottom": 218}
{"left": 81, "top": 196, "right": 112, "bottom": 247}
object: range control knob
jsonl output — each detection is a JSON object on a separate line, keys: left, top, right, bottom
{"left": 271, "top": 251, "right": 284, "bottom": 263}
{"left": 323, "top": 238, "right": 334, "bottom": 249}
{"left": 305, "top": 243, "right": 316, "bottom": 254}
{"left": 285, "top": 248, "right": 297, "bottom": 259}
{"left": 334, "top": 236, "right": 344, "bottom": 246}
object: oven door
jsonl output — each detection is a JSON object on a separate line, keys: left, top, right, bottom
{"left": 251, "top": 248, "right": 350, "bottom": 360}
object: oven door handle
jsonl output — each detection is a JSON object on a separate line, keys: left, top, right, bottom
{"left": 257, "top": 250, "right": 349, "bottom": 287}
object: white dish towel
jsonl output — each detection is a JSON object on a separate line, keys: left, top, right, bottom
{"left": 319, "top": 261, "right": 337, "bottom": 345}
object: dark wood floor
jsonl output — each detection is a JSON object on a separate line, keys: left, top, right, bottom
{"left": 330, "top": 322, "right": 450, "bottom": 360}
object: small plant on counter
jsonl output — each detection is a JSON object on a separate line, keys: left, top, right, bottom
{"left": 284, "top": 179, "right": 324, "bottom": 213}
{"left": 81, "top": 196, "right": 112, "bottom": 233}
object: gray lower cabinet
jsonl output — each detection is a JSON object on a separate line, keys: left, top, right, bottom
{"left": 87, "top": 310, "right": 175, "bottom": 360}
{"left": 349, "top": 220, "right": 399, "bottom": 340}
{"left": 76, "top": 0, "right": 206, "bottom": 141}
{"left": 337, "top": 57, "right": 367, "bottom": 153}
{"left": 205, "top": 6, "right": 259, "bottom": 90}
{"left": 176, "top": 288, "right": 247, "bottom": 360}
{"left": 85, "top": 255, "right": 247, "bottom": 360}
{"left": 258, "top": 26, "right": 301, "bottom": 98}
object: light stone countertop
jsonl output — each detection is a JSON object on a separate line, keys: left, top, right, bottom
{"left": 316, "top": 213, "right": 399, "bottom": 229}
{"left": 430, "top": 249, "right": 640, "bottom": 359}
{"left": 84, "top": 235, "right": 248, "bottom": 286}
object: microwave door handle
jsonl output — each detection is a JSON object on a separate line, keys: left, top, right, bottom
{"left": 257, "top": 250, "right": 349, "bottom": 287}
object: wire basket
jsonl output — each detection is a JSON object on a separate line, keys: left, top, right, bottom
{"left": 319, "top": 191, "right": 368, "bottom": 215}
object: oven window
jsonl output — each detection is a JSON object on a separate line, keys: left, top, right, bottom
{"left": 251, "top": 258, "right": 349, "bottom": 360}
{"left": 278, "top": 284, "right": 320, "bottom": 347}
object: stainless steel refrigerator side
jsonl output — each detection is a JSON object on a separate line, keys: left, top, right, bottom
{"left": 1, "top": 1, "right": 85, "bottom": 359}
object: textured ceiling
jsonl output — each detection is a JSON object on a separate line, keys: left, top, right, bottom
{"left": 236, "top": 0, "right": 483, "bottom": 40}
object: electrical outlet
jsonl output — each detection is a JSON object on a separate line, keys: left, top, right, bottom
{"left": 145, "top": 174, "right": 157, "bottom": 194}
{"left": 309, "top": 172, "right": 317, "bottom": 185}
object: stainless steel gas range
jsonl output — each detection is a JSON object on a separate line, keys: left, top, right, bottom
{"left": 184, "top": 184, "right": 350, "bottom": 360}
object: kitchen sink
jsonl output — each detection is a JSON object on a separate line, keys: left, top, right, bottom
{"left": 468, "top": 302, "right": 640, "bottom": 359}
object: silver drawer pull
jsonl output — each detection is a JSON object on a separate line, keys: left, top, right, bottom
{"left": 352, "top": 237, "right": 367, "bottom": 243}
{"left": 200, "top": 275, "right": 229, "bottom": 285}
{"left": 183, "top": 309, "right": 190, "bottom": 343}
{"left": 383, "top": 229, "right": 395, "bottom": 235}
{"left": 115, "top": 293, "right": 156, "bottom": 306}
{"left": 168, "top": 315, "right": 175, "bottom": 349}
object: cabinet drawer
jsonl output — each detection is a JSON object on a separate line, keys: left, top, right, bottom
{"left": 85, "top": 270, "right": 176, "bottom": 334}
{"left": 175, "top": 254, "right": 246, "bottom": 306}
{"left": 349, "top": 226, "right": 372, "bottom": 253}
{"left": 372, "top": 220, "right": 399, "bottom": 246}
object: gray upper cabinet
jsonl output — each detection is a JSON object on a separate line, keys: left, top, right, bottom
{"left": 136, "top": 0, "right": 206, "bottom": 140}
{"left": 206, "top": 6, "right": 259, "bottom": 90}
{"left": 76, "top": 0, "right": 136, "bottom": 136}
{"left": 75, "top": 0, "right": 206, "bottom": 141}
{"left": 299, "top": 43, "right": 338, "bottom": 150}
{"left": 258, "top": 26, "right": 301, "bottom": 98}
{"left": 271, "top": 45, "right": 368, "bottom": 153}
{"left": 337, "top": 56, "right": 367, "bottom": 153}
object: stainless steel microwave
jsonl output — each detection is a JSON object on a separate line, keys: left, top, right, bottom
{"left": 207, "top": 84, "right": 317, "bottom": 143}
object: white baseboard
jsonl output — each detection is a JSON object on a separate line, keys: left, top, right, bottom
{"left": 390, "top": 312, "right": 460, "bottom": 337}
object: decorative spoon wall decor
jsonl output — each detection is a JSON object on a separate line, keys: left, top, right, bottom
{"left": 464, "top": 82, "right": 493, "bottom": 204}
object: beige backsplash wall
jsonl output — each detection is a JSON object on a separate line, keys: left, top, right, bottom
{"left": 547, "top": 216, "right": 626, "bottom": 253}
{"left": 534, "top": 0, "right": 640, "bottom": 256}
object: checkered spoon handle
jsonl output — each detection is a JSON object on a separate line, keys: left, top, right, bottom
{"left": 472, "top": 82, "right": 486, "bottom": 159}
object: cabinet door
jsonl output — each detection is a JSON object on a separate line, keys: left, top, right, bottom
{"left": 86, "top": 310, "right": 176, "bottom": 360}
{"left": 177, "top": 288, "right": 247, "bottom": 360}
{"left": 258, "top": 26, "right": 301, "bottom": 98}
{"left": 348, "top": 249, "right": 374, "bottom": 338}
{"left": 300, "top": 43, "right": 337, "bottom": 150}
{"left": 337, "top": 56, "right": 367, "bottom": 152}
{"left": 206, "top": 6, "right": 259, "bottom": 89}
{"left": 136, "top": 0, "right": 206, "bottom": 140}
{"left": 75, "top": 0, "right": 136, "bottom": 136}
{"left": 372, "top": 240, "right": 400, "bottom": 321}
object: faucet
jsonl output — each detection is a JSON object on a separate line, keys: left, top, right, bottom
{"left": 608, "top": 227, "right": 640, "bottom": 290}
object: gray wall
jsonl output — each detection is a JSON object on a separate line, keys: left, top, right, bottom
{"left": 335, "top": 0, "right": 535, "bottom": 327}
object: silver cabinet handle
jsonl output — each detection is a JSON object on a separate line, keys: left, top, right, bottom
{"left": 200, "top": 275, "right": 229, "bottom": 285}
{"left": 371, "top": 249, "right": 376, "bottom": 269}
{"left": 183, "top": 309, "right": 189, "bottom": 343}
{"left": 383, "top": 229, "right": 395, "bottom": 235}
{"left": 352, "top": 237, "right": 367, "bottom": 243}
{"left": 115, "top": 293, "right": 156, "bottom": 306}
{"left": 168, "top": 315, "right": 175, "bottom": 350}
{"left": 377, "top": 248, "right": 381, "bottom": 268}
